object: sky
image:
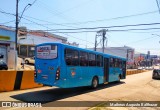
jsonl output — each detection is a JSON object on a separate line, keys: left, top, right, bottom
{"left": 1, "top": 0, "right": 160, "bottom": 55}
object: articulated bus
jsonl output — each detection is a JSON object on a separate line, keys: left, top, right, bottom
{"left": 34, "top": 43, "right": 126, "bottom": 88}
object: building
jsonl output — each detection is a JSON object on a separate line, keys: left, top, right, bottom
{"left": 134, "top": 51, "right": 158, "bottom": 66}
{"left": 0, "top": 26, "right": 16, "bottom": 69}
{"left": 89, "top": 46, "right": 135, "bottom": 68}
{"left": 18, "top": 29, "right": 68, "bottom": 57}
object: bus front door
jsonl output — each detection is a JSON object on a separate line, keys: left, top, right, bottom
{"left": 104, "top": 58, "right": 109, "bottom": 83}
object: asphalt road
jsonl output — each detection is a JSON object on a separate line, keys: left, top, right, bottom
{"left": 0, "top": 70, "right": 159, "bottom": 110}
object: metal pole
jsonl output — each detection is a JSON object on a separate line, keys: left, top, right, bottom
{"left": 94, "top": 35, "right": 97, "bottom": 51}
{"left": 15, "top": 0, "right": 18, "bottom": 70}
{"left": 102, "top": 29, "right": 106, "bottom": 53}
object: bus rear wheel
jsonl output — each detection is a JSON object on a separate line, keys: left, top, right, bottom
{"left": 117, "top": 75, "right": 121, "bottom": 82}
{"left": 91, "top": 77, "right": 99, "bottom": 89}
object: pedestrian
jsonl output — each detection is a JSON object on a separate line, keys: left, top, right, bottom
{"left": 21, "top": 58, "right": 25, "bottom": 69}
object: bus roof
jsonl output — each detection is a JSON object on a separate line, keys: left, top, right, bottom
{"left": 36, "top": 42, "right": 126, "bottom": 60}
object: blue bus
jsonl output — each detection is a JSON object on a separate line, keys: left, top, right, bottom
{"left": 34, "top": 43, "right": 126, "bottom": 88}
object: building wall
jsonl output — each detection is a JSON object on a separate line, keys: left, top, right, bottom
{"left": 0, "top": 27, "right": 15, "bottom": 69}
{"left": 90, "top": 46, "right": 134, "bottom": 60}
{"left": 18, "top": 33, "right": 68, "bottom": 58}
{"left": 18, "top": 34, "right": 62, "bottom": 45}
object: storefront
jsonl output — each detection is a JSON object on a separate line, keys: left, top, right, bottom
{"left": 0, "top": 27, "right": 16, "bottom": 69}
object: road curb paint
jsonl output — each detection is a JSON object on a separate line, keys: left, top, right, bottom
{"left": 14, "top": 71, "right": 23, "bottom": 90}
{"left": 20, "top": 70, "right": 43, "bottom": 90}
{"left": 126, "top": 70, "right": 150, "bottom": 75}
{"left": 0, "top": 70, "right": 43, "bottom": 92}
{"left": 0, "top": 70, "right": 16, "bottom": 92}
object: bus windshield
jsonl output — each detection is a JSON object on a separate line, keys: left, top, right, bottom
{"left": 36, "top": 45, "right": 57, "bottom": 59}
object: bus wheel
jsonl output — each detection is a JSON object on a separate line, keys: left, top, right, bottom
{"left": 117, "top": 75, "right": 121, "bottom": 82}
{"left": 91, "top": 77, "right": 99, "bottom": 89}
{"left": 25, "top": 60, "right": 29, "bottom": 64}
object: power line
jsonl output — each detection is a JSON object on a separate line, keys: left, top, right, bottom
{"left": 22, "top": 15, "right": 79, "bottom": 29}
{"left": 0, "top": 10, "right": 15, "bottom": 16}
{"left": 1, "top": 9, "right": 160, "bottom": 31}
{"left": 0, "top": 20, "right": 15, "bottom": 25}
{"left": 37, "top": 27, "right": 160, "bottom": 33}
{"left": 125, "top": 36, "right": 158, "bottom": 45}
{"left": 17, "top": 10, "right": 159, "bottom": 26}
{"left": 37, "top": 22, "right": 160, "bottom": 31}
{"left": 54, "top": 10, "right": 158, "bottom": 25}
{"left": 1, "top": 10, "right": 160, "bottom": 33}
{"left": 37, "top": 0, "right": 76, "bottom": 22}
{"left": 0, "top": 10, "right": 80, "bottom": 43}
{"left": 156, "top": 0, "right": 160, "bottom": 14}
{"left": 45, "top": 0, "right": 95, "bottom": 18}
{"left": 1, "top": 9, "right": 160, "bottom": 47}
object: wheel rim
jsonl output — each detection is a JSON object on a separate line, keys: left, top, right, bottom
{"left": 93, "top": 78, "right": 97, "bottom": 88}
{"left": 25, "top": 60, "right": 29, "bottom": 64}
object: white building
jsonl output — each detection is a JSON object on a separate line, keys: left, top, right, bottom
{"left": 18, "top": 30, "right": 68, "bottom": 57}
{"left": 18, "top": 30, "right": 67, "bottom": 45}
{"left": 89, "top": 46, "right": 135, "bottom": 68}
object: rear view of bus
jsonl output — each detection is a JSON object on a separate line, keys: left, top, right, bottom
{"left": 34, "top": 43, "right": 62, "bottom": 87}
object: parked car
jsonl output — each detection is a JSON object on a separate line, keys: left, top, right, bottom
{"left": 137, "top": 66, "right": 143, "bottom": 70}
{"left": 0, "top": 60, "right": 8, "bottom": 70}
{"left": 25, "top": 57, "right": 35, "bottom": 64}
{"left": 146, "top": 66, "right": 154, "bottom": 70}
{"left": 152, "top": 69, "right": 160, "bottom": 79}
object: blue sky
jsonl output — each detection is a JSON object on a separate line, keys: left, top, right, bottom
{"left": 1, "top": 0, "right": 160, "bottom": 55}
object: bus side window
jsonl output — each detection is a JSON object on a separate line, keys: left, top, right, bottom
{"left": 119, "top": 59, "right": 122, "bottom": 68}
{"left": 72, "top": 50, "right": 79, "bottom": 66}
{"left": 89, "top": 53, "right": 96, "bottom": 66}
{"left": 65, "top": 48, "right": 79, "bottom": 66}
{"left": 80, "top": 51, "right": 88, "bottom": 66}
{"left": 65, "top": 49, "right": 72, "bottom": 65}
{"left": 115, "top": 58, "right": 118, "bottom": 67}
{"left": 97, "top": 55, "right": 103, "bottom": 67}
{"left": 110, "top": 58, "right": 114, "bottom": 67}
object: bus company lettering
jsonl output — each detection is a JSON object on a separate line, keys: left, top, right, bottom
{"left": 38, "top": 46, "right": 50, "bottom": 52}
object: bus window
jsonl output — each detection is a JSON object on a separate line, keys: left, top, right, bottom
{"left": 114, "top": 58, "right": 118, "bottom": 67}
{"left": 97, "top": 55, "right": 103, "bottom": 67}
{"left": 65, "top": 48, "right": 79, "bottom": 66}
{"left": 110, "top": 58, "right": 114, "bottom": 67}
{"left": 80, "top": 51, "right": 88, "bottom": 66}
{"left": 118, "top": 59, "right": 122, "bottom": 68}
{"left": 89, "top": 53, "right": 96, "bottom": 66}
{"left": 37, "top": 45, "right": 57, "bottom": 59}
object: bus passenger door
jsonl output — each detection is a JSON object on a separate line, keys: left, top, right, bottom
{"left": 122, "top": 61, "right": 126, "bottom": 79}
{"left": 104, "top": 58, "right": 109, "bottom": 82}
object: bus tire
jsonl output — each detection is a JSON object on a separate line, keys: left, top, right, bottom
{"left": 117, "top": 75, "right": 121, "bottom": 82}
{"left": 25, "top": 60, "right": 29, "bottom": 64}
{"left": 91, "top": 77, "right": 99, "bottom": 89}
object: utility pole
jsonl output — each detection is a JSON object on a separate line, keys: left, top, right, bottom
{"left": 15, "top": 0, "right": 18, "bottom": 69}
{"left": 102, "top": 29, "right": 106, "bottom": 53}
{"left": 94, "top": 29, "right": 107, "bottom": 53}
{"left": 94, "top": 35, "right": 97, "bottom": 51}
{"left": 15, "top": 1, "right": 31, "bottom": 69}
